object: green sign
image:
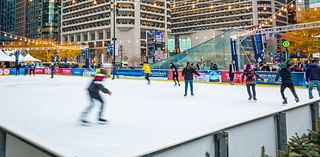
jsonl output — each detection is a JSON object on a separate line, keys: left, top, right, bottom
{"left": 282, "top": 41, "right": 290, "bottom": 48}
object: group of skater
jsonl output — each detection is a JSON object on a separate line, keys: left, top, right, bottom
{"left": 79, "top": 59, "right": 320, "bottom": 125}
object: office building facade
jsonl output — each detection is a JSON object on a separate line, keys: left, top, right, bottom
{"left": 61, "top": 0, "right": 171, "bottom": 66}
{"left": 26, "top": 0, "right": 61, "bottom": 40}
{"left": 170, "top": 0, "right": 289, "bottom": 52}
{"left": 0, "top": 0, "right": 16, "bottom": 34}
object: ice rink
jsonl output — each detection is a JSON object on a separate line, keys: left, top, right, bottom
{"left": 0, "top": 75, "right": 312, "bottom": 157}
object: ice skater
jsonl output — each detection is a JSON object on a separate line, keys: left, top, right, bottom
{"left": 143, "top": 62, "right": 151, "bottom": 84}
{"left": 241, "top": 64, "right": 264, "bottom": 101}
{"left": 170, "top": 62, "right": 180, "bottom": 86}
{"left": 229, "top": 60, "right": 236, "bottom": 85}
{"left": 305, "top": 59, "right": 320, "bottom": 99}
{"left": 182, "top": 61, "right": 200, "bottom": 96}
{"left": 80, "top": 71, "right": 112, "bottom": 125}
{"left": 275, "top": 63, "right": 299, "bottom": 104}
{"left": 50, "top": 63, "right": 55, "bottom": 79}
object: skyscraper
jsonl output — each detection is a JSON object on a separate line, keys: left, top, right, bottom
{"left": 0, "top": 0, "right": 16, "bottom": 34}
{"left": 16, "top": 0, "right": 27, "bottom": 36}
{"left": 26, "top": 0, "right": 60, "bottom": 40}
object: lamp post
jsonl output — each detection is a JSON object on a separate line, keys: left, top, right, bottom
{"left": 111, "top": 0, "right": 117, "bottom": 79}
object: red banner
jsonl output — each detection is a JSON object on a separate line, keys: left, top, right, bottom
{"left": 167, "top": 70, "right": 183, "bottom": 80}
{"left": 55, "top": 68, "right": 72, "bottom": 75}
{"left": 221, "top": 70, "right": 243, "bottom": 83}
{"left": 35, "top": 68, "right": 48, "bottom": 74}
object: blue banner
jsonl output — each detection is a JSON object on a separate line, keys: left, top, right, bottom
{"left": 252, "top": 34, "right": 264, "bottom": 63}
{"left": 72, "top": 68, "right": 84, "bottom": 76}
{"left": 150, "top": 69, "right": 167, "bottom": 77}
{"left": 195, "top": 70, "right": 221, "bottom": 82}
{"left": 256, "top": 71, "right": 306, "bottom": 86}
{"left": 116, "top": 69, "right": 144, "bottom": 77}
{"left": 230, "top": 39, "right": 239, "bottom": 71}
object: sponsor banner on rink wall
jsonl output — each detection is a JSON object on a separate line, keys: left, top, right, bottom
{"left": 256, "top": 71, "right": 306, "bottom": 86}
{"left": 221, "top": 70, "right": 243, "bottom": 83}
{"left": 0, "top": 68, "right": 10, "bottom": 75}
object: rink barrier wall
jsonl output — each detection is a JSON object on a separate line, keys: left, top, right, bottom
{"left": 138, "top": 99, "right": 320, "bottom": 157}
{"left": 3, "top": 68, "right": 307, "bottom": 86}
{"left": 0, "top": 124, "right": 67, "bottom": 157}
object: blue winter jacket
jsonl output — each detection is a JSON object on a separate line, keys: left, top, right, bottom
{"left": 306, "top": 63, "right": 320, "bottom": 81}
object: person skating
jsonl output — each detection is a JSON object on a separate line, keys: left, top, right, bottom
{"left": 275, "top": 63, "right": 299, "bottom": 104}
{"left": 170, "top": 62, "right": 180, "bottom": 86}
{"left": 80, "top": 71, "right": 112, "bottom": 125}
{"left": 305, "top": 59, "right": 320, "bottom": 99}
{"left": 30, "top": 64, "right": 36, "bottom": 76}
{"left": 229, "top": 60, "right": 236, "bottom": 85}
{"left": 241, "top": 64, "right": 264, "bottom": 101}
{"left": 50, "top": 63, "right": 55, "bottom": 79}
{"left": 182, "top": 61, "right": 200, "bottom": 96}
{"left": 143, "top": 62, "right": 151, "bottom": 84}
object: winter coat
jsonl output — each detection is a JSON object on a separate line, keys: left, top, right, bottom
{"left": 275, "top": 68, "right": 293, "bottom": 84}
{"left": 143, "top": 63, "right": 151, "bottom": 74}
{"left": 229, "top": 64, "right": 236, "bottom": 75}
{"left": 170, "top": 64, "right": 178, "bottom": 76}
{"left": 306, "top": 63, "right": 320, "bottom": 81}
{"left": 242, "top": 69, "right": 263, "bottom": 84}
{"left": 87, "top": 75, "right": 110, "bottom": 98}
{"left": 182, "top": 67, "right": 200, "bottom": 80}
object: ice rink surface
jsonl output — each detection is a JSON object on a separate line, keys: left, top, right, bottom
{"left": 0, "top": 75, "right": 312, "bottom": 157}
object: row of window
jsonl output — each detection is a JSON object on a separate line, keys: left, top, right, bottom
{"left": 63, "top": 0, "right": 109, "bottom": 13}
{"left": 173, "top": 0, "right": 251, "bottom": 12}
{"left": 141, "top": 5, "right": 165, "bottom": 14}
{"left": 141, "top": 13, "right": 165, "bottom": 21}
{"left": 141, "top": 20, "right": 165, "bottom": 28}
{"left": 62, "top": 20, "right": 110, "bottom": 32}
{"left": 63, "top": 13, "right": 110, "bottom": 26}
{"left": 172, "top": 16, "right": 252, "bottom": 29}
{"left": 62, "top": 5, "right": 109, "bottom": 20}
{"left": 172, "top": 21, "right": 253, "bottom": 33}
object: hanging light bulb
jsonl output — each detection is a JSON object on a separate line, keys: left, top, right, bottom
{"left": 278, "top": 12, "right": 282, "bottom": 16}
{"left": 210, "top": 4, "right": 213, "bottom": 9}
{"left": 290, "top": 4, "right": 294, "bottom": 8}
{"left": 192, "top": 3, "right": 195, "bottom": 9}
{"left": 270, "top": 19, "right": 273, "bottom": 22}
{"left": 93, "top": 0, "right": 96, "bottom": 5}
{"left": 297, "top": 7, "right": 301, "bottom": 11}
{"left": 284, "top": 8, "right": 287, "bottom": 12}
{"left": 172, "top": 3, "right": 176, "bottom": 9}
{"left": 4, "top": 33, "right": 7, "bottom": 37}
{"left": 273, "top": 15, "right": 276, "bottom": 19}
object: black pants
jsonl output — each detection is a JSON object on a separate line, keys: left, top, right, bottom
{"left": 246, "top": 84, "right": 256, "bottom": 99}
{"left": 145, "top": 73, "right": 150, "bottom": 83}
{"left": 229, "top": 73, "right": 234, "bottom": 83}
{"left": 29, "top": 69, "right": 35, "bottom": 75}
{"left": 82, "top": 93, "right": 105, "bottom": 119}
{"left": 173, "top": 74, "right": 180, "bottom": 85}
{"left": 280, "top": 83, "right": 298, "bottom": 100}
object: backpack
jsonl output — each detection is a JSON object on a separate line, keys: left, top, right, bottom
{"left": 246, "top": 70, "right": 254, "bottom": 80}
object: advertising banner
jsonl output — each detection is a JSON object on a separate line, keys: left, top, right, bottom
{"left": 3, "top": 68, "right": 10, "bottom": 75}
{"left": 116, "top": 69, "right": 144, "bottom": 77}
{"left": 150, "top": 69, "right": 168, "bottom": 78}
{"left": 34, "top": 68, "right": 48, "bottom": 74}
{"left": 72, "top": 68, "right": 84, "bottom": 76}
{"left": 10, "top": 68, "right": 25, "bottom": 75}
{"left": 221, "top": 70, "right": 243, "bottom": 83}
{"left": 255, "top": 72, "right": 306, "bottom": 86}
{"left": 167, "top": 70, "right": 184, "bottom": 80}
{"left": 0, "top": 69, "right": 3, "bottom": 75}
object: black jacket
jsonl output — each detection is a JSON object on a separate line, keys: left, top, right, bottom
{"left": 182, "top": 67, "right": 200, "bottom": 80}
{"left": 88, "top": 76, "right": 110, "bottom": 98}
{"left": 306, "top": 63, "right": 320, "bottom": 81}
{"left": 229, "top": 64, "right": 235, "bottom": 74}
{"left": 275, "top": 68, "right": 293, "bottom": 84}
{"left": 170, "top": 64, "right": 178, "bottom": 76}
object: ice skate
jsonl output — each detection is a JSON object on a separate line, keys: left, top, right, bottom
{"left": 80, "top": 119, "right": 91, "bottom": 126}
{"left": 295, "top": 97, "right": 299, "bottom": 103}
{"left": 248, "top": 96, "right": 252, "bottom": 101}
{"left": 253, "top": 97, "right": 257, "bottom": 101}
{"left": 282, "top": 98, "right": 288, "bottom": 105}
{"left": 98, "top": 118, "right": 108, "bottom": 124}
{"left": 191, "top": 93, "right": 194, "bottom": 96}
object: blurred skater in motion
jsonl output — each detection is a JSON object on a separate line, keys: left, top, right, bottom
{"left": 80, "top": 70, "right": 112, "bottom": 124}
{"left": 305, "top": 59, "right": 320, "bottom": 99}
{"left": 143, "top": 62, "right": 151, "bottom": 85}
{"left": 182, "top": 61, "right": 200, "bottom": 96}
{"left": 241, "top": 64, "right": 264, "bottom": 101}
{"left": 275, "top": 63, "right": 299, "bottom": 104}
{"left": 170, "top": 62, "right": 180, "bottom": 86}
